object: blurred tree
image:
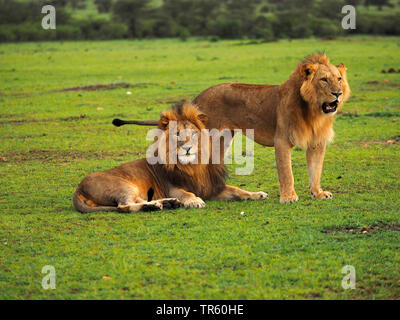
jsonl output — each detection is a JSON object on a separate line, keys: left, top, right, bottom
{"left": 95, "top": 0, "right": 112, "bottom": 13}
{"left": 163, "top": 0, "right": 221, "bottom": 36}
{"left": 0, "top": 0, "right": 399, "bottom": 41}
{"left": 113, "top": 0, "right": 151, "bottom": 37}
{"left": 365, "top": 0, "right": 391, "bottom": 10}
{"left": 68, "top": 0, "right": 86, "bottom": 9}
{"left": 316, "top": 0, "right": 345, "bottom": 19}
{"left": 49, "top": 0, "right": 68, "bottom": 7}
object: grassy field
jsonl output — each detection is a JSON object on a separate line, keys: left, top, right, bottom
{"left": 0, "top": 37, "right": 399, "bottom": 299}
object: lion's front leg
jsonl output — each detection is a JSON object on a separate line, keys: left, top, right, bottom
{"left": 169, "top": 187, "right": 206, "bottom": 209}
{"left": 306, "top": 142, "right": 332, "bottom": 200}
{"left": 275, "top": 138, "right": 299, "bottom": 203}
{"left": 212, "top": 185, "right": 268, "bottom": 201}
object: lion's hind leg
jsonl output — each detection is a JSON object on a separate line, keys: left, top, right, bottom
{"left": 213, "top": 185, "right": 268, "bottom": 201}
{"left": 118, "top": 198, "right": 182, "bottom": 213}
{"left": 75, "top": 172, "right": 182, "bottom": 213}
{"left": 118, "top": 199, "right": 160, "bottom": 212}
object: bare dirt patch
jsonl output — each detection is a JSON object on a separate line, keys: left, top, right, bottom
{"left": 381, "top": 68, "right": 400, "bottom": 74}
{"left": 0, "top": 150, "right": 140, "bottom": 163}
{"left": 365, "top": 112, "right": 400, "bottom": 118}
{"left": 0, "top": 114, "right": 88, "bottom": 126}
{"left": 0, "top": 114, "right": 18, "bottom": 119}
{"left": 337, "top": 110, "right": 359, "bottom": 117}
{"left": 365, "top": 80, "right": 400, "bottom": 88}
{"left": 355, "top": 135, "right": 400, "bottom": 148}
{"left": 323, "top": 223, "right": 400, "bottom": 235}
{"left": 56, "top": 82, "right": 158, "bottom": 92}
{"left": 2, "top": 82, "right": 158, "bottom": 97}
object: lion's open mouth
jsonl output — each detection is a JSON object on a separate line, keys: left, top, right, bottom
{"left": 322, "top": 100, "right": 338, "bottom": 114}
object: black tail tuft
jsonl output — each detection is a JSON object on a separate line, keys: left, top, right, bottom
{"left": 112, "top": 119, "right": 124, "bottom": 127}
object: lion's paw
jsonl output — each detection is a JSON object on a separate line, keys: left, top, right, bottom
{"left": 117, "top": 204, "right": 131, "bottom": 213}
{"left": 183, "top": 197, "right": 206, "bottom": 209}
{"left": 280, "top": 192, "right": 299, "bottom": 204}
{"left": 141, "top": 200, "right": 163, "bottom": 212}
{"left": 311, "top": 190, "right": 333, "bottom": 200}
{"left": 252, "top": 191, "right": 269, "bottom": 200}
{"left": 160, "top": 198, "right": 182, "bottom": 209}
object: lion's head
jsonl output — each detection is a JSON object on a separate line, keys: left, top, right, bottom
{"left": 156, "top": 101, "right": 210, "bottom": 171}
{"left": 150, "top": 102, "right": 226, "bottom": 199}
{"left": 297, "top": 53, "right": 350, "bottom": 116}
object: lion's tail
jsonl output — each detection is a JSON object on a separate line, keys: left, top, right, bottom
{"left": 73, "top": 191, "right": 118, "bottom": 213}
{"left": 112, "top": 118, "right": 158, "bottom": 127}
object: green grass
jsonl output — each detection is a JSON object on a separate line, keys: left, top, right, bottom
{"left": 0, "top": 36, "right": 399, "bottom": 299}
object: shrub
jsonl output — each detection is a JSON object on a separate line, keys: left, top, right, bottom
{"left": 0, "top": 23, "right": 64, "bottom": 42}
{"left": 55, "top": 25, "right": 81, "bottom": 40}
{"left": 259, "top": 29, "right": 275, "bottom": 42}
{"left": 357, "top": 13, "right": 400, "bottom": 35}
{"left": 94, "top": 0, "right": 112, "bottom": 13}
{"left": 99, "top": 22, "right": 128, "bottom": 39}
{"left": 177, "top": 27, "right": 190, "bottom": 41}
{"left": 0, "top": 25, "right": 17, "bottom": 42}
{"left": 273, "top": 11, "right": 312, "bottom": 39}
{"left": 209, "top": 17, "right": 243, "bottom": 39}
{"left": 209, "top": 35, "right": 220, "bottom": 42}
{"left": 311, "top": 18, "right": 342, "bottom": 39}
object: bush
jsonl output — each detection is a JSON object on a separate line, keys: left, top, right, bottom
{"left": 209, "top": 35, "right": 220, "bottom": 42}
{"left": 177, "top": 27, "right": 190, "bottom": 41}
{"left": 99, "top": 22, "right": 128, "bottom": 39}
{"left": 0, "top": 24, "right": 51, "bottom": 42}
{"left": 273, "top": 11, "right": 312, "bottom": 39}
{"left": 259, "top": 29, "right": 275, "bottom": 42}
{"left": 94, "top": 0, "right": 112, "bottom": 13}
{"left": 75, "top": 19, "right": 129, "bottom": 40}
{"left": 357, "top": 13, "right": 400, "bottom": 35}
{"left": 311, "top": 18, "right": 342, "bottom": 39}
{"left": 209, "top": 17, "right": 243, "bottom": 39}
{"left": 55, "top": 25, "right": 81, "bottom": 40}
{"left": 251, "top": 16, "right": 275, "bottom": 41}
{"left": 0, "top": 26, "right": 16, "bottom": 42}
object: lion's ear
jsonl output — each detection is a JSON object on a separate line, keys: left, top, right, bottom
{"left": 158, "top": 116, "right": 169, "bottom": 130}
{"left": 301, "top": 63, "right": 318, "bottom": 80}
{"left": 337, "top": 63, "right": 347, "bottom": 75}
{"left": 197, "top": 113, "right": 208, "bottom": 126}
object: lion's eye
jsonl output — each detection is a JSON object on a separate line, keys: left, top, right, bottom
{"left": 321, "top": 78, "right": 328, "bottom": 83}
{"left": 338, "top": 77, "right": 342, "bottom": 82}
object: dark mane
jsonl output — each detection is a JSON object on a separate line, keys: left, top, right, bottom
{"left": 147, "top": 162, "right": 227, "bottom": 200}
{"left": 146, "top": 102, "right": 228, "bottom": 199}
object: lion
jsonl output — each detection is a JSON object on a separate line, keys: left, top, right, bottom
{"left": 73, "top": 102, "right": 268, "bottom": 213}
{"left": 115, "top": 53, "right": 350, "bottom": 203}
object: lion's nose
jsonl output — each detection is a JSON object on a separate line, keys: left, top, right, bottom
{"left": 331, "top": 91, "right": 342, "bottom": 98}
{"left": 182, "top": 146, "right": 192, "bottom": 154}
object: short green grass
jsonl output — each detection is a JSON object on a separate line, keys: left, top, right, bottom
{"left": 0, "top": 37, "right": 399, "bottom": 299}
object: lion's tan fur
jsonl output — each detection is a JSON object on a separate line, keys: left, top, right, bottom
{"left": 193, "top": 53, "right": 350, "bottom": 202}
{"left": 73, "top": 103, "right": 268, "bottom": 212}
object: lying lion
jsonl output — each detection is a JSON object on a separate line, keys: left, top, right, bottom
{"left": 73, "top": 103, "right": 268, "bottom": 213}
{"left": 115, "top": 53, "right": 350, "bottom": 203}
